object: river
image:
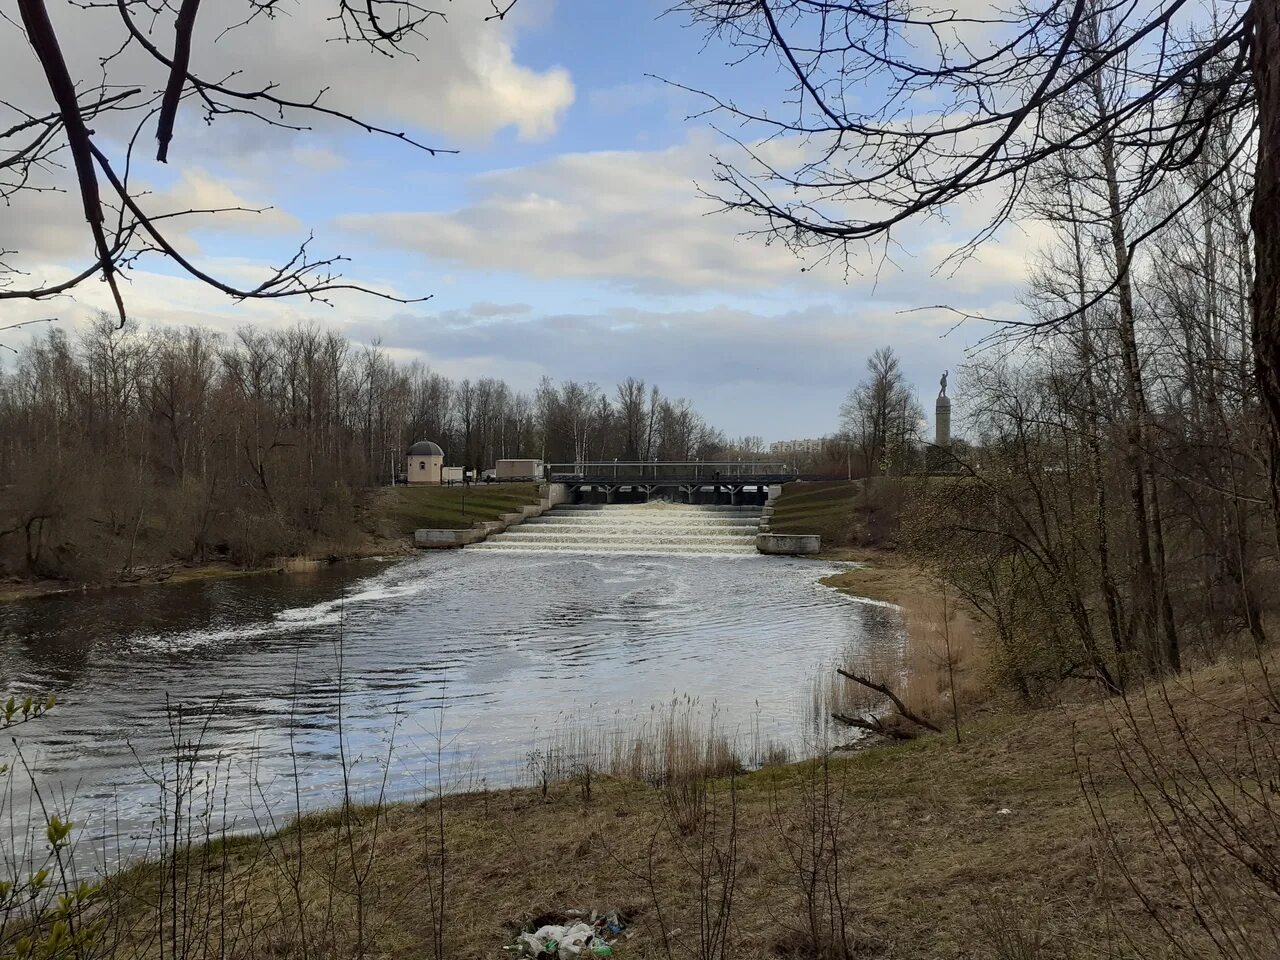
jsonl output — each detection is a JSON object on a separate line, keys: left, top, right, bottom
{"left": 0, "top": 511, "right": 901, "bottom": 866}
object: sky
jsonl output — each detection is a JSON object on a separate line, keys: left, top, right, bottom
{"left": 0, "top": 0, "right": 1041, "bottom": 441}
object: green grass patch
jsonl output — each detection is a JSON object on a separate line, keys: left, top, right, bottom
{"left": 378, "top": 483, "right": 543, "bottom": 532}
{"left": 769, "top": 480, "right": 861, "bottom": 544}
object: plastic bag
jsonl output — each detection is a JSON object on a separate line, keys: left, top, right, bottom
{"left": 557, "top": 922, "right": 597, "bottom": 958}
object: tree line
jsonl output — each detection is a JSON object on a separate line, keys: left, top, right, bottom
{"left": 902, "top": 53, "right": 1272, "bottom": 696}
{"left": 0, "top": 316, "right": 747, "bottom": 580}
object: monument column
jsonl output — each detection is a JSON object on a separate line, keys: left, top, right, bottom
{"left": 932, "top": 370, "right": 952, "bottom": 471}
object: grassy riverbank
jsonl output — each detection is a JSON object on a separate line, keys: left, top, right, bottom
{"left": 0, "top": 483, "right": 543, "bottom": 603}
{"left": 769, "top": 479, "right": 904, "bottom": 553}
{"left": 374, "top": 482, "right": 544, "bottom": 533}
{"left": 6, "top": 548, "right": 1275, "bottom": 958}
{"left": 67, "top": 653, "right": 1269, "bottom": 960}
{"left": 7, "top": 491, "right": 1275, "bottom": 958}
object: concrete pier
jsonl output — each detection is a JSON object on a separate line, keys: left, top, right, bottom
{"left": 755, "top": 533, "right": 821, "bottom": 555}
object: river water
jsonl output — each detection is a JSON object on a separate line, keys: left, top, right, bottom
{"left": 0, "top": 506, "right": 901, "bottom": 865}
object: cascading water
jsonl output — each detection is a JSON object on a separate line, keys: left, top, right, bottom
{"left": 470, "top": 502, "right": 762, "bottom": 555}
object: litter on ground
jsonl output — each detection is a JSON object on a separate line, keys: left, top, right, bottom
{"left": 505, "top": 910, "right": 627, "bottom": 958}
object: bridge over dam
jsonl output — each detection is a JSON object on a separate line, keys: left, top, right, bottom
{"left": 545, "top": 461, "right": 798, "bottom": 506}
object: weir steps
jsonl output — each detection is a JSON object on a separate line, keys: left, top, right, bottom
{"left": 469, "top": 503, "right": 764, "bottom": 556}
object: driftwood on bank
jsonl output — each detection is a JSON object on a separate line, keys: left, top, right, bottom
{"left": 833, "top": 668, "right": 942, "bottom": 736}
{"left": 830, "top": 712, "right": 915, "bottom": 740}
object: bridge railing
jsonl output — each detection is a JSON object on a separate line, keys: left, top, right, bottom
{"left": 546, "top": 461, "right": 793, "bottom": 482}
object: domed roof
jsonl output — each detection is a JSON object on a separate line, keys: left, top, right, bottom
{"left": 408, "top": 440, "right": 444, "bottom": 457}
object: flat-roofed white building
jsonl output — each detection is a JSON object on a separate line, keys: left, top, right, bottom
{"left": 495, "top": 458, "right": 543, "bottom": 480}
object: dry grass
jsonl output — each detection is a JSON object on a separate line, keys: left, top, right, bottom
{"left": 524, "top": 700, "right": 791, "bottom": 836}
{"left": 815, "top": 558, "right": 990, "bottom": 740}
{"left": 818, "top": 551, "right": 938, "bottom": 604}
{"left": 53, "top": 655, "right": 1280, "bottom": 960}
{"left": 375, "top": 483, "right": 544, "bottom": 533}
{"left": 898, "top": 593, "right": 984, "bottom": 725}
{"left": 769, "top": 479, "right": 908, "bottom": 552}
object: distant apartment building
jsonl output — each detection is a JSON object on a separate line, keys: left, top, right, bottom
{"left": 768, "top": 438, "right": 828, "bottom": 459}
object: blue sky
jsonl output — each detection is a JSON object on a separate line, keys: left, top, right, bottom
{"left": 2, "top": 0, "right": 1035, "bottom": 440}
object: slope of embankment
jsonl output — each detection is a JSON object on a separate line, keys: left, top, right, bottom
{"left": 88, "top": 654, "right": 1269, "bottom": 960}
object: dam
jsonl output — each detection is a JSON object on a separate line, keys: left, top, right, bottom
{"left": 471, "top": 502, "right": 764, "bottom": 555}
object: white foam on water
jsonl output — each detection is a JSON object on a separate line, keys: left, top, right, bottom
{"left": 126, "top": 622, "right": 271, "bottom": 653}
{"left": 472, "top": 502, "right": 764, "bottom": 557}
{"left": 126, "top": 568, "right": 440, "bottom": 652}
{"left": 273, "top": 579, "right": 429, "bottom": 625}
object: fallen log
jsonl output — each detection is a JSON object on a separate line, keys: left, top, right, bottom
{"left": 830, "top": 712, "right": 915, "bottom": 740}
{"left": 835, "top": 668, "right": 942, "bottom": 735}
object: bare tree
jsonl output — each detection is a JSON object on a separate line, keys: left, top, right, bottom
{"left": 617, "top": 376, "right": 649, "bottom": 460}
{"left": 0, "top": 320, "right": 743, "bottom": 580}
{"left": 683, "top": 0, "right": 1279, "bottom": 526}
{"left": 2, "top": 1, "right": 522, "bottom": 325}
{"left": 839, "top": 347, "right": 922, "bottom": 476}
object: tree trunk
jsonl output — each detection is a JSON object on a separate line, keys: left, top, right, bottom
{"left": 1065, "top": 190, "right": 1131, "bottom": 686}
{"left": 1093, "top": 77, "right": 1180, "bottom": 673}
{"left": 1253, "top": 0, "right": 1280, "bottom": 553}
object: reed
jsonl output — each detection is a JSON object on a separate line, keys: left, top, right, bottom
{"left": 810, "top": 591, "right": 986, "bottom": 741}
{"left": 526, "top": 697, "right": 748, "bottom": 794}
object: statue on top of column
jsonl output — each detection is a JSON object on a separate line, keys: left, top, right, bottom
{"left": 939, "top": 369, "right": 948, "bottom": 398}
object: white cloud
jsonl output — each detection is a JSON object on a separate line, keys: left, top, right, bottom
{"left": 0, "top": 1, "right": 573, "bottom": 154}
{"left": 149, "top": 169, "right": 302, "bottom": 236}
{"left": 209, "top": 1, "right": 573, "bottom": 145}
{"left": 340, "top": 136, "right": 814, "bottom": 294}
{"left": 469, "top": 301, "right": 533, "bottom": 317}
{"left": 0, "top": 264, "right": 978, "bottom": 440}
{"left": 1, "top": 262, "right": 314, "bottom": 337}
{"left": 0, "top": 1, "right": 573, "bottom": 304}
{"left": 338, "top": 131, "right": 1039, "bottom": 316}
{"left": 0, "top": 167, "right": 301, "bottom": 298}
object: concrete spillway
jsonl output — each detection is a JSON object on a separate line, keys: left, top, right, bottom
{"left": 469, "top": 502, "right": 763, "bottom": 555}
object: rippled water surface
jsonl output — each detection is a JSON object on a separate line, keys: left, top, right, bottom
{"left": 0, "top": 545, "right": 900, "bottom": 861}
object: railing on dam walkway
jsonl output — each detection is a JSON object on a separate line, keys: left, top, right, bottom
{"left": 546, "top": 461, "right": 796, "bottom": 483}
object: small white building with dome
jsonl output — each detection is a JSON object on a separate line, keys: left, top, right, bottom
{"left": 406, "top": 440, "right": 446, "bottom": 484}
